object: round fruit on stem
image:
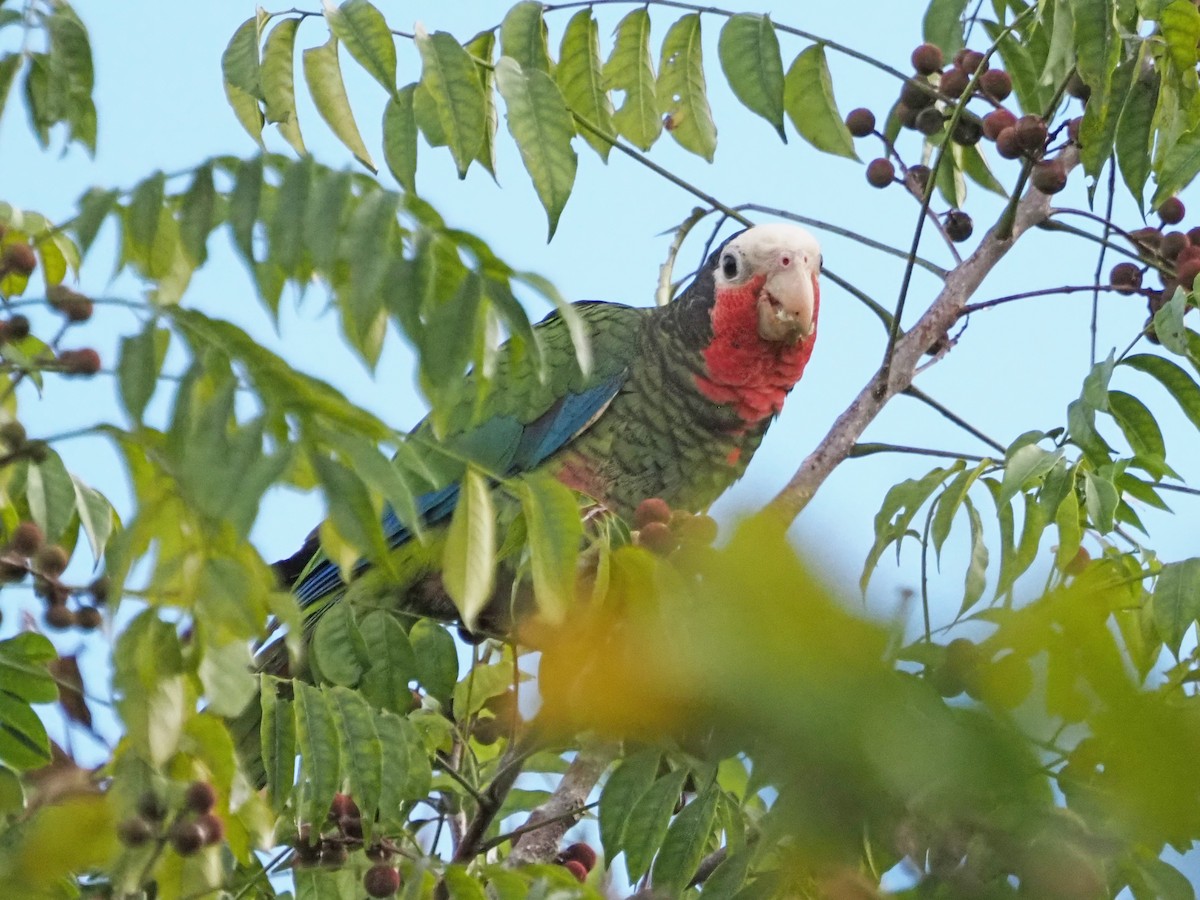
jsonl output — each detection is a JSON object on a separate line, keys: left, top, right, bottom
{"left": 844, "top": 107, "right": 876, "bottom": 138}
{"left": 1158, "top": 196, "right": 1186, "bottom": 225}
{"left": 911, "top": 42, "right": 944, "bottom": 75}
{"left": 1108, "top": 262, "right": 1142, "bottom": 294}
{"left": 866, "top": 158, "right": 896, "bottom": 188}
{"left": 944, "top": 210, "right": 974, "bottom": 243}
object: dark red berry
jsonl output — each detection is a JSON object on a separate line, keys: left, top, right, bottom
{"left": 939, "top": 67, "right": 970, "bottom": 98}
{"left": 1158, "top": 197, "right": 1186, "bottom": 225}
{"left": 366, "top": 843, "right": 395, "bottom": 863}
{"left": 117, "top": 817, "right": 155, "bottom": 847}
{"left": 320, "top": 842, "right": 349, "bottom": 865}
{"left": 9, "top": 521, "right": 43, "bottom": 556}
{"left": 1128, "top": 227, "right": 1163, "bottom": 254}
{"left": 866, "top": 158, "right": 896, "bottom": 188}
{"left": 980, "top": 69, "right": 1012, "bottom": 100}
{"left": 1109, "top": 263, "right": 1143, "bottom": 294}
{"left": 563, "top": 859, "right": 589, "bottom": 882}
{"left": 196, "top": 812, "right": 225, "bottom": 845}
{"left": 184, "top": 781, "right": 217, "bottom": 814}
{"left": 75, "top": 605, "right": 102, "bottom": 630}
{"left": 0, "top": 560, "right": 26, "bottom": 583}
{"left": 34, "top": 544, "right": 69, "bottom": 577}
{"left": 982, "top": 108, "right": 1016, "bottom": 141}
{"left": 1162, "top": 231, "right": 1189, "bottom": 261}
{"left": 897, "top": 103, "right": 920, "bottom": 129}
{"left": 6, "top": 315, "right": 29, "bottom": 340}
{"left": 169, "top": 820, "right": 206, "bottom": 856}
{"left": 364, "top": 864, "right": 401, "bottom": 898}
{"left": 911, "top": 43, "right": 944, "bottom": 75}
{"left": 45, "top": 604, "right": 74, "bottom": 630}
{"left": 58, "top": 348, "right": 101, "bottom": 376}
{"left": 1013, "top": 115, "right": 1048, "bottom": 154}
{"left": 47, "top": 285, "right": 93, "bottom": 322}
{"left": 900, "top": 79, "right": 934, "bottom": 111}
{"left": 955, "top": 49, "right": 988, "bottom": 74}
{"left": 638, "top": 521, "right": 676, "bottom": 555}
{"left": 844, "top": 107, "right": 876, "bottom": 138}
{"left": 1031, "top": 159, "right": 1068, "bottom": 194}
{"left": 945, "top": 210, "right": 974, "bottom": 243}
{"left": 915, "top": 106, "right": 944, "bottom": 135}
{"left": 89, "top": 575, "right": 110, "bottom": 604}
{"left": 1178, "top": 255, "right": 1200, "bottom": 287}
{"left": 340, "top": 815, "right": 364, "bottom": 840}
{"left": 2, "top": 243, "right": 36, "bottom": 276}
{"left": 952, "top": 116, "right": 983, "bottom": 146}
{"left": 561, "top": 842, "right": 598, "bottom": 872}
{"left": 634, "top": 498, "right": 672, "bottom": 529}
{"left": 329, "top": 792, "right": 359, "bottom": 821}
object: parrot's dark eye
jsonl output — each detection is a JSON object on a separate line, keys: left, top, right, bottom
{"left": 721, "top": 253, "right": 739, "bottom": 279}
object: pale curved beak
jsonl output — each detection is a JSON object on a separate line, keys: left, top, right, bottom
{"left": 756, "top": 265, "right": 819, "bottom": 344}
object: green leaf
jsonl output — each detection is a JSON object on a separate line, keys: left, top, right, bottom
{"left": 657, "top": 14, "right": 716, "bottom": 161}
{"left": 998, "top": 444, "right": 1061, "bottom": 508}
{"left": 1071, "top": 0, "right": 1121, "bottom": 175}
{"left": 0, "top": 54, "right": 20, "bottom": 126}
{"left": 72, "top": 186, "right": 119, "bottom": 255}
{"left": 962, "top": 496, "right": 988, "bottom": 613}
{"left": 718, "top": 14, "right": 785, "bottom": 140}
{"left": 268, "top": 156, "right": 312, "bottom": 275}
{"left": 327, "top": 686, "right": 383, "bottom": 839}
{"left": 1115, "top": 66, "right": 1158, "bottom": 205}
{"left": 959, "top": 142, "right": 1007, "bottom": 196}
{"left": 923, "top": 0, "right": 970, "bottom": 55}
{"left": 464, "top": 30, "right": 499, "bottom": 174}
{"left": 599, "top": 748, "right": 661, "bottom": 861}
{"left": 0, "top": 690, "right": 51, "bottom": 771}
{"left": 376, "top": 710, "right": 432, "bottom": 816}
{"left": 1067, "top": 399, "right": 1114, "bottom": 465}
{"left": 784, "top": 45, "right": 856, "bottom": 159}
{"left": 1153, "top": 124, "right": 1200, "bottom": 207}
{"left": 118, "top": 321, "right": 169, "bottom": 424}
{"left": 605, "top": 8, "right": 661, "bottom": 151}
{"left": 500, "top": 1, "right": 552, "bottom": 75}
{"left": 623, "top": 768, "right": 688, "bottom": 882}
{"left": 442, "top": 467, "right": 495, "bottom": 631}
{"left": 312, "top": 601, "right": 369, "bottom": 687}
{"left": 383, "top": 85, "right": 417, "bottom": 192}
{"left": 260, "top": 676, "right": 296, "bottom": 811}
{"left": 557, "top": 9, "right": 614, "bottom": 160}
{"left": 221, "top": 16, "right": 264, "bottom": 146}
{"left": 26, "top": 448, "right": 76, "bottom": 543}
{"left": 71, "top": 475, "right": 114, "bottom": 562}
{"left": 494, "top": 57, "right": 578, "bottom": 239}
{"left": 127, "top": 171, "right": 166, "bottom": 258}
{"left": 415, "top": 31, "right": 486, "bottom": 178}
{"left": 325, "top": 0, "right": 396, "bottom": 94}
{"left": 517, "top": 474, "right": 581, "bottom": 624}
{"left": 453, "top": 660, "right": 517, "bottom": 719}
{"left": 1154, "top": 286, "right": 1189, "bottom": 354}
{"left": 651, "top": 783, "right": 719, "bottom": 896}
{"left": 1054, "top": 487, "right": 1082, "bottom": 572}
{"left": 1108, "top": 389, "right": 1169, "bottom": 474}
{"left": 178, "top": 164, "right": 216, "bottom": 265}
{"left": 1160, "top": 0, "right": 1200, "bottom": 89}
{"left": 1084, "top": 468, "right": 1119, "bottom": 533}
{"left": 197, "top": 640, "right": 256, "bottom": 717}
{"left": 303, "top": 36, "right": 376, "bottom": 172}
{"left": 983, "top": 21, "right": 1045, "bottom": 115}
{"left": 312, "top": 453, "right": 387, "bottom": 571}
{"left": 861, "top": 464, "right": 961, "bottom": 592}
{"left": 293, "top": 681, "right": 341, "bottom": 825}
{"left": 228, "top": 156, "right": 263, "bottom": 265}
{"left": 931, "top": 457, "right": 990, "bottom": 560}
{"left": 358, "top": 612, "right": 419, "bottom": 714}
{"left": 262, "top": 17, "right": 306, "bottom": 155}
{"left": 0, "top": 633, "right": 57, "bottom": 704}
{"left": 1123, "top": 353, "right": 1200, "bottom": 431}
{"left": 1153, "top": 557, "right": 1200, "bottom": 654}
{"left": 410, "top": 619, "right": 458, "bottom": 702}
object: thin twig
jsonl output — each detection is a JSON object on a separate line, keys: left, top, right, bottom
{"left": 849, "top": 442, "right": 986, "bottom": 462}
{"left": 1092, "top": 164, "right": 1118, "bottom": 365}
{"left": 480, "top": 801, "right": 597, "bottom": 853}
{"left": 959, "top": 283, "right": 1128, "bottom": 316}
{"left": 903, "top": 385, "right": 1006, "bottom": 453}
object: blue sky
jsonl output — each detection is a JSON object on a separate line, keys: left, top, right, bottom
{"left": 2, "top": 0, "right": 1199, "bottom": 883}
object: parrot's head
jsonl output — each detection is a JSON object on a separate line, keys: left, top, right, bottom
{"left": 677, "top": 223, "right": 823, "bottom": 423}
{"left": 712, "top": 222, "right": 822, "bottom": 344}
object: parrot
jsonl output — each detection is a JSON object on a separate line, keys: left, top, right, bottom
{"left": 274, "top": 222, "right": 823, "bottom": 628}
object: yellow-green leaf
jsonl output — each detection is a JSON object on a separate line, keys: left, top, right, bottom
{"left": 495, "top": 57, "right": 578, "bottom": 239}
{"left": 222, "top": 16, "right": 264, "bottom": 146}
{"left": 557, "top": 9, "right": 614, "bottom": 160}
{"left": 415, "top": 31, "right": 486, "bottom": 178}
{"left": 605, "top": 8, "right": 660, "bottom": 150}
{"left": 383, "top": 85, "right": 417, "bottom": 192}
{"left": 500, "top": 1, "right": 552, "bottom": 75}
{"left": 262, "top": 17, "right": 306, "bottom": 154}
{"left": 657, "top": 14, "right": 716, "bottom": 161}
{"left": 784, "top": 45, "right": 856, "bottom": 159}
{"left": 719, "top": 13, "right": 785, "bottom": 140}
{"left": 518, "top": 473, "right": 582, "bottom": 625}
{"left": 324, "top": 0, "right": 397, "bottom": 95}
{"left": 303, "top": 36, "right": 376, "bottom": 172}
{"left": 441, "top": 467, "right": 495, "bottom": 631}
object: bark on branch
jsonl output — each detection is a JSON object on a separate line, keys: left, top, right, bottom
{"left": 769, "top": 146, "right": 1080, "bottom": 523}
{"left": 505, "top": 742, "right": 617, "bottom": 865}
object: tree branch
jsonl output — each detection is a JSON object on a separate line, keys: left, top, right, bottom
{"left": 769, "top": 145, "right": 1080, "bottom": 523}
{"left": 505, "top": 742, "right": 617, "bottom": 866}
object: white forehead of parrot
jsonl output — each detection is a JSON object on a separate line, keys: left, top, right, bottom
{"left": 717, "top": 223, "right": 822, "bottom": 281}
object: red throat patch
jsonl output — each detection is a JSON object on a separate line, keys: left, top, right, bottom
{"left": 693, "top": 273, "right": 819, "bottom": 424}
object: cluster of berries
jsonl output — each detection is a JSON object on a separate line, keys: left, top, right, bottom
{"left": 0, "top": 235, "right": 101, "bottom": 376}
{"left": 116, "top": 782, "right": 225, "bottom": 857}
{"left": 0, "top": 518, "right": 106, "bottom": 631}
{"left": 632, "top": 497, "right": 719, "bottom": 557}
{"left": 847, "top": 42, "right": 1078, "bottom": 243}
{"left": 1108, "top": 197, "right": 1200, "bottom": 339}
